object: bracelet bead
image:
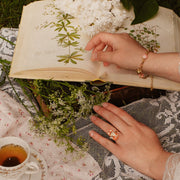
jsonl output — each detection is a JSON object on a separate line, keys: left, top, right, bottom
{"left": 136, "top": 51, "right": 149, "bottom": 79}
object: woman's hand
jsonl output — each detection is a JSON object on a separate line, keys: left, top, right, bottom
{"left": 89, "top": 102, "right": 172, "bottom": 180}
{"left": 85, "top": 32, "right": 147, "bottom": 70}
{"left": 85, "top": 32, "right": 180, "bottom": 82}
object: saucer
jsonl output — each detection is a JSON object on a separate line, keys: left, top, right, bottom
{"left": 19, "top": 148, "right": 48, "bottom": 180}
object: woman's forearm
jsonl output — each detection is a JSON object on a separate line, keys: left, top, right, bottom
{"left": 144, "top": 52, "right": 180, "bottom": 83}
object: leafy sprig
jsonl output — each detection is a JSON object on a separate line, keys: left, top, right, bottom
{"left": 29, "top": 80, "right": 111, "bottom": 152}
{"left": 42, "top": 6, "right": 83, "bottom": 64}
{"left": 58, "top": 51, "right": 83, "bottom": 64}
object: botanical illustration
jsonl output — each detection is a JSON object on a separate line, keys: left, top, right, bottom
{"left": 128, "top": 25, "right": 160, "bottom": 52}
{"left": 42, "top": 4, "right": 83, "bottom": 64}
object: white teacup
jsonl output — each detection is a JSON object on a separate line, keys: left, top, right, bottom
{"left": 0, "top": 136, "right": 39, "bottom": 180}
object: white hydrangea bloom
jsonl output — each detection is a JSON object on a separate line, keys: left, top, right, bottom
{"left": 53, "top": 0, "right": 127, "bottom": 36}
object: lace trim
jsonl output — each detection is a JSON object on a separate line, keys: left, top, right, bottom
{"left": 163, "top": 153, "right": 180, "bottom": 180}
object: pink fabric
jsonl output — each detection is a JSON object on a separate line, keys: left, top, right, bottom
{"left": 0, "top": 90, "right": 101, "bottom": 180}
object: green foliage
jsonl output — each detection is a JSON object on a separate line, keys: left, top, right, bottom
{"left": 0, "top": 59, "right": 11, "bottom": 86}
{"left": 0, "top": 36, "right": 15, "bottom": 46}
{"left": 0, "top": 0, "right": 39, "bottom": 28}
{"left": 121, "top": 0, "right": 132, "bottom": 10}
{"left": 121, "top": 0, "right": 159, "bottom": 24}
{"left": 29, "top": 80, "right": 111, "bottom": 151}
{"left": 131, "top": 0, "right": 159, "bottom": 25}
{"left": 121, "top": 0, "right": 180, "bottom": 24}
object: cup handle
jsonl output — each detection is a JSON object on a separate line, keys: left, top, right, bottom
{"left": 24, "top": 162, "right": 39, "bottom": 174}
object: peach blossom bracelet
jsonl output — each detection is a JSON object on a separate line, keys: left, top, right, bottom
{"left": 136, "top": 51, "right": 149, "bottom": 79}
{"left": 136, "top": 51, "right": 154, "bottom": 90}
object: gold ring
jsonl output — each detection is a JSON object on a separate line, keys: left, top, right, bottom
{"left": 107, "top": 130, "right": 119, "bottom": 141}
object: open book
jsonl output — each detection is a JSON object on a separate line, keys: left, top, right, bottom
{"left": 9, "top": 0, "right": 180, "bottom": 91}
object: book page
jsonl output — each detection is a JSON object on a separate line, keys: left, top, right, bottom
{"left": 10, "top": 0, "right": 100, "bottom": 80}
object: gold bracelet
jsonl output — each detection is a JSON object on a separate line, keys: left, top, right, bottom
{"left": 136, "top": 51, "right": 149, "bottom": 79}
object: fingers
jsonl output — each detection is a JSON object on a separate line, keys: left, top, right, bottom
{"left": 85, "top": 32, "right": 118, "bottom": 64}
{"left": 91, "top": 43, "right": 113, "bottom": 64}
{"left": 92, "top": 42, "right": 106, "bottom": 53}
{"left": 90, "top": 115, "right": 122, "bottom": 137}
{"left": 101, "top": 103, "right": 138, "bottom": 126}
{"left": 92, "top": 43, "right": 113, "bottom": 55}
{"left": 93, "top": 105, "right": 128, "bottom": 132}
{"left": 92, "top": 51, "right": 114, "bottom": 63}
{"left": 85, "top": 32, "right": 114, "bottom": 51}
{"left": 89, "top": 130, "right": 119, "bottom": 154}
{"left": 103, "top": 46, "right": 112, "bottom": 66}
{"left": 91, "top": 43, "right": 112, "bottom": 63}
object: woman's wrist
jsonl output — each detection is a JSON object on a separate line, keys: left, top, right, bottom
{"left": 136, "top": 50, "right": 150, "bottom": 79}
{"left": 142, "top": 52, "right": 180, "bottom": 82}
{"left": 148, "top": 151, "right": 172, "bottom": 180}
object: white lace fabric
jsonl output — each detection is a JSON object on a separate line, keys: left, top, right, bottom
{"left": 163, "top": 153, "right": 180, "bottom": 180}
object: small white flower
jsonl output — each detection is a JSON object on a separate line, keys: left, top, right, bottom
{"left": 52, "top": 0, "right": 127, "bottom": 36}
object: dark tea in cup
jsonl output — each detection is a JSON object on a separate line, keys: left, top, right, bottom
{"left": 0, "top": 144, "right": 27, "bottom": 167}
{"left": 0, "top": 137, "right": 39, "bottom": 179}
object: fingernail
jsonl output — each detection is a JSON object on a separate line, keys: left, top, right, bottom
{"left": 90, "top": 115, "right": 94, "bottom": 121}
{"left": 85, "top": 45, "right": 89, "bottom": 51}
{"left": 103, "top": 62, "right": 109, "bottom": 67}
{"left": 89, "top": 130, "right": 94, "bottom": 137}
{"left": 102, "top": 102, "right": 108, "bottom": 107}
{"left": 93, "top": 105, "right": 101, "bottom": 112}
{"left": 90, "top": 115, "right": 97, "bottom": 122}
